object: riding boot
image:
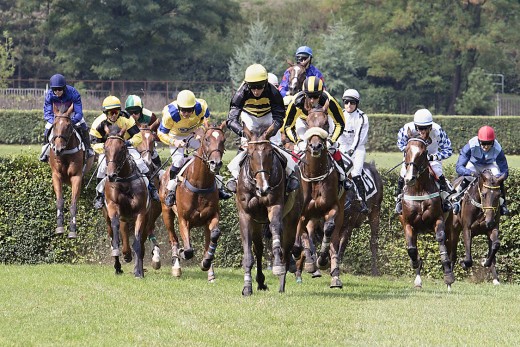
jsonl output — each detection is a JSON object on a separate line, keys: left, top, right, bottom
{"left": 452, "top": 177, "right": 470, "bottom": 215}
{"left": 226, "top": 178, "right": 237, "bottom": 193}
{"left": 93, "top": 178, "right": 105, "bottom": 210}
{"left": 286, "top": 171, "right": 300, "bottom": 193}
{"left": 147, "top": 180, "right": 160, "bottom": 201}
{"left": 78, "top": 127, "right": 94, "bottom": 158}
{"left": 395, "top": 176, "right": 405, "bottom": 214}
{"left": 218, "top": 187, "right": 233, "bottom": 200}
{"left": 500, "top": 181, "right": 510, "bottom": 216}
{"left": 151, "top": 153, "right": 162, "bottom": 168}
{"left": 334, "top": 155, "right": 349, "bottom": 189}
{"left": 438, "top": 175, "right": 455, "bottom": 195}
{"left": 39, "top": 128, "right": 51, "bottom": 162}
{"left": 165, "top": 165, "right": 181, "bottom": 207}
{"left": 352, "top": 175, "right": 369, "bottom": 214}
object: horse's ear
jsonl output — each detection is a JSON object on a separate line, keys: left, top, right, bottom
{"left": 119, "top": 126, "right": 127, "bottom": 138}
{"left": 243, "top": 126, "right": 252, "bottom": 141}
{"left": 150, "top": 121, "right": 159, "bottom": 132}
{"left": 322, "top": 99, "right": 330, "bottom": 113}
{"left": 219, "top": 120, "right": 227, "bottom": 132}
{"left": 194, "top": 127, "right": 204, "bottom": 140}
{"left": 263, "top": 123, "right": 276, "bottom": 140}
{"left": 497, "top": 173, "right": 507, "bottom": 184}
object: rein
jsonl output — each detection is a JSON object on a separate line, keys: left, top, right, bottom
{"left": 402, "top": 137, "right": 438, "bottom": 201}
{"left": 105, "top": 135, "right": 139, "bottom": 182}
{"left": 50, "top": 115, "right": 82, "bottom": 155}
{"left": 466, "top": 179, "right": 501, "bottom": 212}
{"left": 245, "top": 139, "right": 283, "bottom": 189}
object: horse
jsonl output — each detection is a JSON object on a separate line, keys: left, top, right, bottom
{"left": 48, "top": 104, "right": 94, "bottom": 238}
{"left": 293, "top": 106, "right": 346, "bottom": 288}
{"left": 135, "top": 123, "right": 162, "bottom": 270}
{"left": 159, "top": 121, "right": 227, "bottom": 282}
{"left": 450, "top": 170, "right": 506, "bottom": 285}
{"left": 102, "top": 124, "right": 150, "bottom": 278}
{"left": 236, "top": 124, "right": 304, "bottom": 296}
{"left": 399, "top": 128, "right": 455, "bottom": 290}
{"left": 338, "top": 162, "right": 383, "bottom": 276}
{"left": 286, "top": 61, "right": 307, "bottom": 96}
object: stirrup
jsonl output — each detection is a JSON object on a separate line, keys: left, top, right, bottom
{"left": 93, "top": 194, "right": 104, "bottom": 210}
{"left": 500, "top": 204, "right": 510, "bottom": 216}
{"left": 86, "top": 148, "right": 95, "bottom": 158}
{"left": 148, "top": 184, "right": 160, "bottom": 201}
{"left": 219, "top": 188, "right": 233, "bottom": 200}
{"left": 165, "top": 190, "right": 176, "bottom": 207}
{"left": 359, "top": 201, "right": 369, "bottom": 213}
{"left": 226, "top": 179, "right": 237, "bottom": 193}
{"left": 286, "top": 176, "right": 299, "bottom": 193}
{"left": 453, "top": 202, "right": 461, "bottom": 215}
{"left": 395, "top": 200, "right": 402, "bottom": 215}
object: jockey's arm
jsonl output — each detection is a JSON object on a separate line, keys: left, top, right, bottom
{"left": 326, "top": 94, "right": 345, "bottom": 142}
{"left": 226, "top": 87, "right": 247, "bottom": 137}
{"left": 455, "top": 143, "right": 472, "bottom": 177}
{"left": 125, "top": 123, "right": 142, "bottom": 147}
{"left": 278, "top": 69, "right": 291, "bottom": 97}
{"left": 396, "top": 126, "right": 408, "bottom": 152}
{"left": 496, "top": 150, "right": 509, "bottom": 179}
{"left": 70, "top": 88, "right": 84, "bottom": 124}
{"left": 435, "top": 128, "right": 453, "bottom": 160}
{"left": 43, "top": 93, "right": 55, "bottom": 124}
{"left": 283, "top": 102, "right": 299, "bottom": 143}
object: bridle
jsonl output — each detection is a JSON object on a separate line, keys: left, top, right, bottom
{"left": 192, "top": 127, "right": 225, "bottom": 168}
{"left": 467, "top": 174, "right": 501, "bottom": 213}
{"left": 136, "top": 127, "right": 155, "bottom": 160}
{"left": 105, "top": 135, "right": 130, "bottom": 178}
{"left": 301, "top": 132, "right": 333, "bottom": 182}
{"left": 245, "top": 139, "right": 283, "bottom": 189}
{"left": 404, "top": 138, "right": 430, "bottom": 178}
{"left": 50, "top": 115, "right": 73, "bottom": 147}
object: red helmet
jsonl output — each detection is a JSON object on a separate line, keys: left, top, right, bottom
{"left": 477, "top": 126, "right": 495, "bottom": 142}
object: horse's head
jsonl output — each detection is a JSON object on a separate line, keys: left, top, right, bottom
{"left": 304, "top": 107, "right": 329, "bottom": 157}
{"left": 136, "top": 125, "right": 156, "bottom": 170}
{"left": 51, "top": 104, "right": 74, "bottom": 156}
{"left": 403, "top": 128, "right": 431, "bottom": 186}
{"left": 287, "top": 62, "right": 307, "bottom": 96}
{"left": 243, "top": 125, "right": 278, "bottom": 197}
{"left": 104, "top": 125, "right": 129, "bottom": 181}
{"left": 196, "top": 121, "right": 227, "bottom": 174}
{"left": 476, "top": 169, "right": 506, "bottom": 229}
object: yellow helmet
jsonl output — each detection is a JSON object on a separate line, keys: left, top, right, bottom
{"left": 176, "top": 90, "right": 196, "bottom": 108}
{"left": 244, "top": 64, "right": 268, "bottom": 83}
{"left": 102, "top": 95, "right": 121, "bottom": 111}
{"left": 303, "top": 76, "right": 323, "bottom": 96}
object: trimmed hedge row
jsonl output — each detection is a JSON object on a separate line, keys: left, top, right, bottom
{"left": 1, "top": 155, "right": 519, "bottom": 283}
{"left": 2, "top": 110, "right": 520, "bottom": 153}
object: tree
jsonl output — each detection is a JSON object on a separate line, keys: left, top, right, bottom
{"left": 455, "top": 67, "right": 494, "bottom": 115}
{"left": 228, "top": 20, "right": 279, "bottom": 89}
{"left": 0, "top": 31, "right": 15, "bottom": 88}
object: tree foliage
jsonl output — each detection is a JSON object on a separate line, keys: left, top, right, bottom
{"left": 455, "top": 67, "right": 494, "bottom": 115}
{"left": 0, "top": 31, "right": 15, "bottom": 88}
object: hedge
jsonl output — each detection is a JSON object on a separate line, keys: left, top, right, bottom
{"left": 1, "top": 155, "right": 519, "bottom": 283}
{"left": 2, "top": 110, "right": 519, "bottom": 154}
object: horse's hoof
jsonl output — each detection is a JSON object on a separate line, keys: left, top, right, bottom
{"left": 123, "top": 254, "right": 132, "bottom": 263}
{"left": 493, "top": 279, "right": 500, "bottom": 286}
{"left": 311, "top": 270, "right": 322, "bottom": 278}
{"left": 67, "top": 231, "right": 77, "bottom": 239}
{"left": 181, "top": 248, "right": 194, "bottom": 260}
{"left": 115, "top": 269, "right": 123, "bottom": 275}
{"left": 447, "top": 284, "right": 452, "bottom": 292}
{"left": 151, "top": 260, "right": 161, "bottom": 270}
{"left": 257, "top": 283, "right": 268, "bottom": 291}
{"left": 296, "top": 277, "right": 302, "bottom": 284}
{"left": 461, "top": 259, "right": 473, "bottom": 269}
{"left": 444, "top": 272, "right": 455, "bottom": 285}
{"left": 304, "top": 261, "right": 316, "bottom": 273}
{"left": 55, "top": 227, "right": 65, "bottom": 235}
{"left": 172, "top": 266, "right": 182, "bottom": 277}
{"left": 242, "top": 286, "right": 253, "bottom": 296}
{"left": 482, "top": 259, "right": 492, "bottom": 268}
{"left": 330, "top": 276, "right": 343, "bottom": 289}
{"left": 272, "top": 265, "right": 286, "bottom": 276}
{"left": 317, "top": 256, "right": 329, "bottom": 270}
{"left": 201, "top": 259, "right": 212, "bottom": 271}
{"left": 208, "top": 272, "right": 216, "bottom": 282}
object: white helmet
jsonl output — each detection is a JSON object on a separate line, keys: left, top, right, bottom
{"left": 267, "top": 73, "right": 279, "bottom": 86}
{"left": 342, "top": 89, "right": 360, "bottom": 103}
{"left": 413, "top": 109, "right": 433, "bottom": 126}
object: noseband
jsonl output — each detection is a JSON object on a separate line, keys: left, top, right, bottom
{"left": 404, "top": 138, "right": 429, "bottom": 177}
{"left": 192, "top": 128, "right": 225, "bottom": 168}
{"left": 105, "top": 135, "right": 129, "bottom": 177}
{"left": 246, "top": 139, "right": 283, "bottom": 188}
{"left": 468, "top": 178, "right": 501, "bottom": 213}
{"left": 51, "top": 115, "right": 73, "bottom": 146}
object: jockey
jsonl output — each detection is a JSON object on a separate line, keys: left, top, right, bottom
{"left": 268, "top": 73, "right": 279, "bottom": 89}
{"left": 395, "top": 109, "right": 454, "bottom": 214}
{"left": 337, "top": 89, "right": 369, "bottom": 213}
{"left": 158, "top": 90, "right": 232, "bottom": 207}
{"left": 226, "top": 63, "right": 299, "bottom": 193}
{"left": 453, "top": 126, "right": 509, "bottom": 215}
{"left": 124, "top": 95, "right": 162, "bottom": 168}
{"left": 90, "top": 96, "right": 159, "bottom": 209}
{"left": 283, "top": 76, "right": 349, "bottom": 186}
{"left": 278, "top": 46, "right": 326, "bottom": 97}
{"left": 40, "top": 74, "right": 94, "bottom": 162}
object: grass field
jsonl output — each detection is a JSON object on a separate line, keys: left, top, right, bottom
{"left": 1, "top": 264, "right": 519, "bottom": 346}
{"left": 2, "top": 144, "right": 519, "bottom": 169}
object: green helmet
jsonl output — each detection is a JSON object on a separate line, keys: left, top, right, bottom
{"left": 125, "top": 95, "right": 143, "bottom": 113}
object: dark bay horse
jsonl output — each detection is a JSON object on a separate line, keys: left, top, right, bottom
{"left": 286, "top": 62, "right": 307, "bottom": 96}
{"left": 450, "top": 170, "right": 506, "bottom": 285}
{"left": 159, "top": 122, "right": 227, "bottom": 282}
{"left": 236, "top": 124, "right": 303, "bottom": 296}
{"left": 135, "top": 124, "right": 162, "bottom": 270}
{"left": 49, "top": 105, "right": 94, "bottom": 238}
{"left": 399, "top": 128, "right": 455, "bottom": 290}
{"left": 102, "top": 125, "right": 149, "bottom": 278}
{"left": 294, "top": 107, "right": 346, "bottom": 288}
{"left": 338, "top": 162, "right": 383, "bottom": 276}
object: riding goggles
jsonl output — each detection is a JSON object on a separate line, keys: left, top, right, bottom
{"left": 179, "top": 106, "right": 195, "bottom": 113}
{"left": 126, "top": 107, "right": 141, "bottom": 115}
{"left": 306, "top": 91, "right": 321, "bottom": 99}
{"left": 343, "top": 99, "right": 358, "bottom": 105}
{"left": 52, "top": 87, "right": 64, "bottom": 92}
{"left": 415, "top": 125, "right": 431, "bottom": 131}
{"left": 247, "top": 82, "right": 266, "bottom": 90}
{"left": 480, "top": 141, "right": 494, "bottom": 147}
{"left": 296, "top": 54, "right": 310, "bottom": 63}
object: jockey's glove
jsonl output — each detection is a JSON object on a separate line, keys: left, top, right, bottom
{"left": 427, "top": 154, "right": 438, "bottom": 161}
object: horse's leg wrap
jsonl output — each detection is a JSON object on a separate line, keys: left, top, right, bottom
{"left": 439, "top": 244, "right": 450, "bottom": 265}
{"left": 202, "top": 228, "right": 221, "bottom": 271}
{"left": 407, "top": 247, "right": 420, "bottom": 268}
{"left": 484, "top": 240, "right": 501, "bottom": 267}
{"left": 435, "top": 230, "right": 446, "bottom": 243}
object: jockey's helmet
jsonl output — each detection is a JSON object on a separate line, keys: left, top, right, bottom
{"left": 102, "top": 96, "right": 122, "bottom": 111}
{"left": 176, "top": 90, "right": 196, "bottom": 108}
{"left": 295, "top": 46, "right": 313, "bottom": 57}
{"left": 478, "top": 125, "right": 496, "bottom": 142}
{"left": 244, "top": 64, "right": 268, "bottom": 84}
{"left": 303, "top": 76, "right": 323, "bottom": 98}
{"left": 413, "top": 109, "right": 433, "bottom": 127}
{"left": 49, "top": 74, "right": 66, "bottom": 88}
{"left": 125, "top": 95, "right": 143, "bottom": 114}
{"left": 268, "top": 73, "right": 279, "bottom": 87}
{"left": 342, "top": 89, "right": 360, "bottom": 104}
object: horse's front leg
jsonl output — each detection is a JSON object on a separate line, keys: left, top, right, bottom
{"left": 460, "top": 223, "right": 474, "bottom": 270}
{"left": 133, "top": 212, "right": 148, "bottom": 278}
{"left": 51, "top": 175, "right": 65, "bottom": 235}
{"left": 435, "top": 218, "right": 455, "bottom": 286}
{"left": 201, "top": 215, "right": 220, "bottom": 280}
{"left": 483, "top": 227, "right": 500, "bottom": 269}
{"left": 121, "top": 221, "right": 132, "bottom": 263}
{"left": 268, "top": 205, "right": 285, "bottom": 276}
{"left": 317, "top": 207, "right": 339, "bottom": 269}
{"left": 404, "top": 223, "right": 422, "bottom": 288}
{"left": 178, "top": 219, "right": 194, "bottom": 261}
{"left": 68, "top": 176, "right": 82, "bottom": 239}
{"left": 108, "top": 211, "right": 123, "bottom": 275}
{"left": 161, "top": 204, "right": 181, "bottom": 277}
{"left": 240, "top": 214, "right": 255, "bottom": 296}
{"left": 252, "top": 228, "right": 268, "bottom": 291}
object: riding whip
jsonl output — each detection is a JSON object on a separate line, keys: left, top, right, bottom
{"left": 84, "top": 156, "right": 104, "bottom": 190}
{"left": 384, "top": 160, "right": 404, "bottom": 175}
{"left": 150, "top": 134, "right": 194, "bottom": 179}
{"left": 269, "top": 141, "right": 307, "bottom": 165}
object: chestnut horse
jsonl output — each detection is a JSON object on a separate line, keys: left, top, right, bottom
{"left": 135, "top": 124, "right": 162, "bottom": 270}
{"left": 159, "top": 122, "right": 227, "bottom": 282}
{"left": 338, "top": 162, "right": 383, "bottom": 276}
{"left": 102, "top": 125, "right": 149, "bottom": 278}
{"left": 236, "top": 124, "right": 303, "bottom": 296}
{"left": 48, "top": 104, "right": 94, "bottom": 238}
{"left": 294, "top": 107, "right": 346, "bottom": 288}
{"left": 399, "top": 128, "right": 455, "bottom": 289}
{"left": 450, "top": 170, "right": 506, "bottom": 285}
{"left": 286, "top": 62, "right": 307, "bottom": 96}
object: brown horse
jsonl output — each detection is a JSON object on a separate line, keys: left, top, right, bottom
{"left": 159, "top": 122, "right": 227, "bottom": 282}
{"left": 236, "top": 124, "right": 303, "bottom": 296}
{"left": 399, "top": 128, "right": 455, "bottom": 289}
{"left": 102, "top": 125, "right": 149, "bottom": 277}
{"left": 286, "top": 62, "right": 307, "bottom": 96}
{"left": 450, "top": 170, "right": 506, "bottom": 285}
{"left": 48, "top": 104, "right": 94, "bottom": 238}
{"left": 293, "top": 107, "right": 346, "bottom": 288}
{"left": 135, "top": 124, "right": 162, "bottom": 270}
{"left": 338, "top": 162, "right": 383, "bottom": 276}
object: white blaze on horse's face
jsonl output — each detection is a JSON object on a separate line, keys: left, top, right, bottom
{"left": 211, "top": 130, "right": 221, "bottom": 140}
{"left": 290, "top": 65, "right": 303, "bottom": 92}
{"left": 404, "top": 145, "right": 422, "bottom": 183}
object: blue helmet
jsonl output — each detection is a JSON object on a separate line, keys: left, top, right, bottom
{"left": 49, "top": 74, "right": 66, "bottom": 88}
{"left": 295, "top": 46, "right": 313, "bottom": 57}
